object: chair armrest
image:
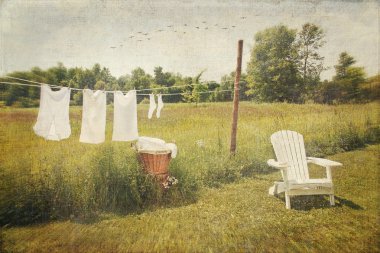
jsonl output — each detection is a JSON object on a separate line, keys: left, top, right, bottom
{"left": 307, "top": 157, "right": 342, "bottom": 167}
{"left": 267, "top": 159, "right": 289, "bottom": 170}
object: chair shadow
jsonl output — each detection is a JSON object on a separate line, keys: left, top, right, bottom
{"left": 275, "top": 194, "right": 363, "bottom": 211}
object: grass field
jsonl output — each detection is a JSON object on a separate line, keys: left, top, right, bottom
{"left": 0, "top": 102, "right": 379, "bottom": 252}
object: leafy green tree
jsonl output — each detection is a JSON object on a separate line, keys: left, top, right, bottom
{"left": 246, "top": 25, "right": 300, "bottom": 102}
{"left": 94, "top": 80, "right": 106, "bottom": 90}
{"left": 153, "top": 67, "right": 175, "bottom": 87}
{"left": 295, "top": 23, "right": 325, "bottom": 95}
{"left": 92, "top": 64, "right": 102, "bottom": 79}
{"left": 182, "top": 83, "right": 209, "bottom": 105}
{"left": 333, "top": 52, "right": 356, "bottom": 80}
{"left": 359, "top": 75, "right": 380, "bottom": 101}
{"left": 182, "top": 70, "right": 209, "bottom": 104}
{"left": 47, "top": 62, "right": 67, "bottom": 85}
{"left": 315, "top": 52, "right": 366, "bottom": 104}
{"left": 4, "top": 71, "right": 33, "bottom": 106}
{"left": 333, "top": 52, "right": 366, "bottom": 102}
{"left": 127, "top": 67, "right": 152, "bottom": 90}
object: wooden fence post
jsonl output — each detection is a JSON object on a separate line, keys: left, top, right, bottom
{"left": 230, "top": 40, "right": 243, "bottom": 155}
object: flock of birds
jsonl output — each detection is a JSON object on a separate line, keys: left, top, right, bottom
{"left": 109, "top": 16, "right": 248, "bottom": 49}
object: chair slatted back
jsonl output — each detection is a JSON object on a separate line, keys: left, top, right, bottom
{"left": 270, "top": 130, "right": 309, "bottom": 182}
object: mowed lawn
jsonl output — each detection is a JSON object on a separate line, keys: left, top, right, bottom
{"left": 1, "top": 145, "right": 379, "bottom": 252}
{"left": 0, "top": 102, "right": 379, "bottom": 252}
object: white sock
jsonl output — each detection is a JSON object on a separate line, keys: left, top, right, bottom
{"left": 148, "top": 94, "right": 156, "bottom": 119}
{"left": 156, "top": 94, "right": 164, "bottom": 118}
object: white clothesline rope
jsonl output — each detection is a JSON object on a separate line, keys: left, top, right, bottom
{"left": 0, "top": 80, "right": 233, "bottom": 96}
{"left": 137, "top": 89, "right": 233, "bottom": 96}
{"left": 1, "top": 76, "right": 217, "bottom": 93}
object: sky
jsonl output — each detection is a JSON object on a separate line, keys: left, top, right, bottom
{"left": 0, "top": 0, "right": 379, "bottom": 82}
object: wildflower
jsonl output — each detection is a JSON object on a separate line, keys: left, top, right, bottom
{"left": 196, "top": 139, "right": 205, "bottom": 148}
{"left": 162, "top": 176, "right": 178, "bottom": 189}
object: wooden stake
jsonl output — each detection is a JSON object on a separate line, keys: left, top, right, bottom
{"left": 230, "top": 40, "right": 243, "bottom": 155}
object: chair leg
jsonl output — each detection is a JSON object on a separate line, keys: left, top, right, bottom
{"left": 285, "top": 193, "right": 291, "bottom": 209}
{"left": 329, "top": 194, "right": 335, "bottom": 206}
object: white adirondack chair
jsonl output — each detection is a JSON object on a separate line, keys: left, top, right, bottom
{"left": 267, "top": 130, "right": 342, "bottom": 209}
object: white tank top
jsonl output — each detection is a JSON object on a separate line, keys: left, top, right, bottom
{"left": 80, "top": 89, "right": 106, "bottom": 144}
{"left": 112, "top": 90, "right": 139, "bottom": 141}
{"left": 33, "top": 84, "right": 71, "bottom": 141}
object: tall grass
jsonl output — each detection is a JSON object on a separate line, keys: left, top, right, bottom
{"left": 0, "top": 102, "right": 379, "bottom": 225}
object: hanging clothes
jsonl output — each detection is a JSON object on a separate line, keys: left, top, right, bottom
{"left": 79, "top": 89, "right": 106, "bottom": 144}
{"left": 148, "top": 93, "right": 156, "bottom": 119}
{"left": 33, "top": 84, "right": 71, "bottom": 141}
{"left": 112, "top": 90, "right": 139, "bottom": 141}
{"left": 156, "top": 94, "right": 164, "bottom": 118}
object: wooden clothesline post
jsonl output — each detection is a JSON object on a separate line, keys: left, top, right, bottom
{"left": 230, "top": 40, "right": 243, "bottom": 155}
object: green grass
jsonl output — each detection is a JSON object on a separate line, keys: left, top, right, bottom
{"left": 0, "top": 102, "right": 379, "bottom": 251}
{"left": 1, "top": 145, "right": 379, "bottom": 252}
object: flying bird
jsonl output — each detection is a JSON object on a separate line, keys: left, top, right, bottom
{"left": 157, "top": 29, "right": 164, "bottom": 32}
{"left": 232, "top": 25, "right": 236, "bottom": 28}
{"left": 195, "top": 26, "right": 200, "bottom": 29}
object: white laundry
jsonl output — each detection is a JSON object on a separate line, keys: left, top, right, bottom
{"left": 112, "top": 90, "right": 139, "bottom": 141}
{"left": 79, "top": 89, "right": 106, "bottom": 144}
{"left": 137, "top": 136, "right": 178, "bottom": 158}
{"left": 33, "top": 85, "right": 71, "bottom": 141}
{"left": 137, "top": 136, "right": 166, "bottom": 150}
{"left": 156, "top": 94, "right": 164, "bottom": 118}
{"left": 148, "top": 94, "right": 156, "bottom": 119}
{"left": 165, "top": 143, "right": 178, "bottom": 158}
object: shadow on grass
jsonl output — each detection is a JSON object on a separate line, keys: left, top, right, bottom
{"left": 241, "top": 164, "right": 278, "bottom": 177}
{"left": 334, "top": 196, "right": 364, "bottom": 210}
{"left": 275, "top": 195, "right": 363, "bottom": 211}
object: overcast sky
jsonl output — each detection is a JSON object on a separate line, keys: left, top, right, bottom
{"left": 0, "top": 0, "right": 378, "bottom": 82}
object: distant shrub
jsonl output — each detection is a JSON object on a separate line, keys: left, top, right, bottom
{"left": 334, "top": 123, "right": 365, "bottom": 151}
{"left": 139, "top": 97, "right": 150, "bottom": 104}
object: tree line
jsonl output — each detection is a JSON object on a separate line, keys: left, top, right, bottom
{"left": 0, "top": 63, "right": 239, "bottom": 107}
{"left": 247, "top": 23, "right": 379, "bottom": 104}
{"left": 0, "top": 23, "right": 378, "bottom": 107}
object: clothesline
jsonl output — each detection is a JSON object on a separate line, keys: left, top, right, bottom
{"left": 0, "top": 80, "right": 234, "bottom": 96}
{"left": 1, "top": 76, "right": 223, "bottom": 93}
{"left": 137, "top": 89, "right": 233, "bottom": 96}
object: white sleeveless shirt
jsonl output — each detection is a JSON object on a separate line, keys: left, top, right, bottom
{"left": 80, "top": 89, "right": 106, "bottom": 144}
{"left": 33, "top": 85, "right": 71, "bottom": 141}
{"left": 112, "top": 90, "right": 139, "bottom": 141}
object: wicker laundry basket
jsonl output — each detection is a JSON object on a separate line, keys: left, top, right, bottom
{"left": 137, "top": 150, "right": 172, "bottom": 181}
